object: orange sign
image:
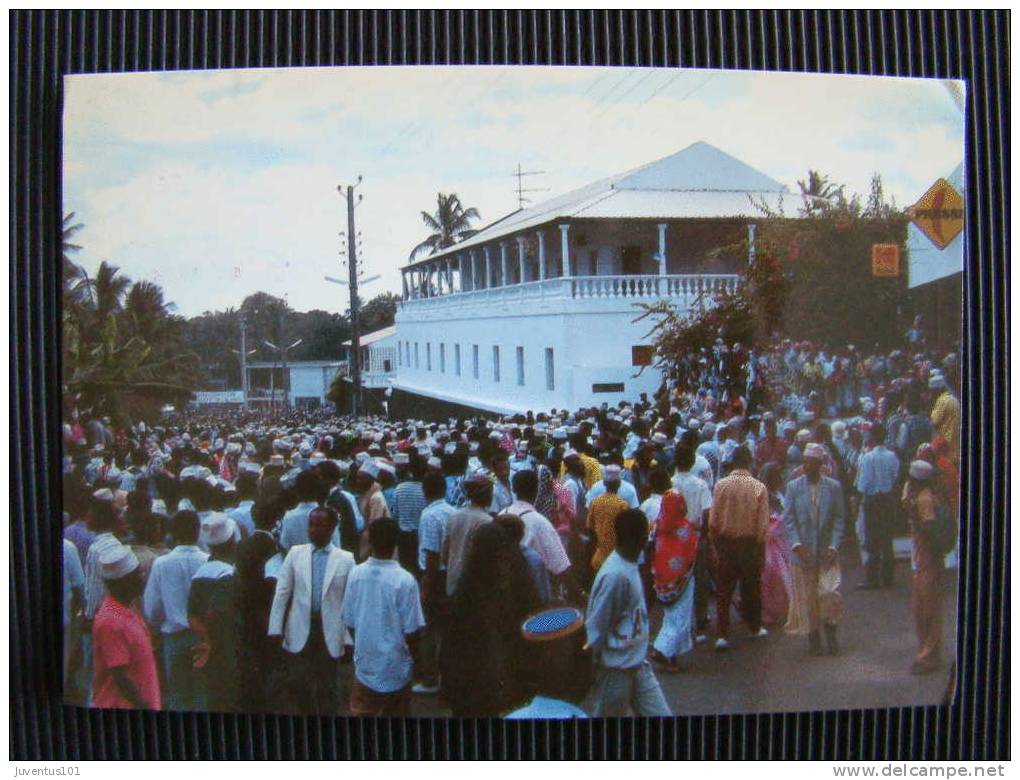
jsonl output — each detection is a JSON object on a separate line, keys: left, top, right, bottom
{"left": 872, "top": 244, "right": 900, "bottom": 277}
{"left": 907, "top": 178, "right": 964, "bottom": 250}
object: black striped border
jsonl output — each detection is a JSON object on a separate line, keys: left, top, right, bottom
{"left": 9, "top": 10, "right": 1008, "bottom": 760}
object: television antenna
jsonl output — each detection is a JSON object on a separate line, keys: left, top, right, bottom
{"left": 513, "top": 163, "right": 548, "bottom": 209}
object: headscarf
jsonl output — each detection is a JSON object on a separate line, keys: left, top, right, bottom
{"left": 534, "top": 464, "right": 557, "bottom": 520}
{"left": 651, "top": 490, "right": 699, "bottom": 604}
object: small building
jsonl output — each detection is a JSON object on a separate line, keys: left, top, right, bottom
{"left": 392, "top": 141, "right": 790, "bottom": 416}
{"left": 245, "top": 360, "right": 346, "bottom": 409}
{"left": 340, "top": 325, "right": 399, "bottom": 389}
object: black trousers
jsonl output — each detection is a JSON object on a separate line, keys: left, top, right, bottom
{"left": 863, "top": 492, "right": 897, "bottom": 586}
{"left": 287, "top": 617, "right": 341, "bottom": 716}
{"left": 397, "top": 530, "right": 419, "bottom": 575}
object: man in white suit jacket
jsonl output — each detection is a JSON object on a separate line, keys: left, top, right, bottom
{"left": 268, "top": 506, "right": 355, "bottom": 715}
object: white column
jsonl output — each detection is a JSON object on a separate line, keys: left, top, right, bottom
{"left": 500, "top": 241, "right": 509, "bottom": 286}
{"left": 748, "top": 223, "right": 757, "bottom": 265}
{"left": 446, "top": 259, "right": 454, "bottom": 292}
{"left": 536, "top": 230, "right": 546, "bottom": 280}
{"left": 516, "top": 237, "right": 527, "bottom": 283}
{"left": 470, "top": 250, "right": 478, "bottom": 290}
{"left": 484, "top": 246, "right": 492, "bottom": 288}
{"left": 559, "top": 224, "right": 571, "bottom": 277}
{"left": 657, "top": 223, "right": 668, "bottom": 277}
{"left": 457, "top": 255, "right": 463, "bottom": 292}
{"left": 435, "top": 264, "right": 443, "bottom": 295}
{"left": 401, "top": 271, "right": 409, "bottom": 300}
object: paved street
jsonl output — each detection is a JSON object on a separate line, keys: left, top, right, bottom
{"left": 334, "top": 542, "right": 958, "bottom": 717}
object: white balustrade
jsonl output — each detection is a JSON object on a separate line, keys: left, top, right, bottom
{"left": 398, "top": 273, "right": 739, "bottom": 311}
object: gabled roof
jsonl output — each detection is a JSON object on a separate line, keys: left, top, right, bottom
{"left": 405, "top": 142, "right": 789, "bottom": 269}
{"left": 342, "top": 324, "right": 397, "bottom": 348}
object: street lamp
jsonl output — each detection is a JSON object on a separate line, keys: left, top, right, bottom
{"left": 263, "top": 337, "right": 303, "bottom": 411}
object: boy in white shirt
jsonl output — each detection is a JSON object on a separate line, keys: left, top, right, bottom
{"left": 341, "top": 518, "right": 425, "bottom": 716}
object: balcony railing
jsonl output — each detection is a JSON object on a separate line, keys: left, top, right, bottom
{"left": 400, "top": 273, "right": 740, "bottom": 309}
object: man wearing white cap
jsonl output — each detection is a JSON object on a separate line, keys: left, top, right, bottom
{"left": 188, "top": 513, "right": 239, "bottom": 712}
{"left": 902, "top": 458, "right": 947, "bottom": 675}
{"left": 91, "top": 545, "right": 161, "bottom": 710}
{"left": 784, "top": 443, "right": 847, "bottom": 656}
{"left": 584, "top": 463, "right": 639, "bottom": 510}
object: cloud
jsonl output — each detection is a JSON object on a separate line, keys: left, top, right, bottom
{"left": 64, "top": 66, "right": 964, "bottom": 317}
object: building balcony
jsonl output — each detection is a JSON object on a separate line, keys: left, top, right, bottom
{"left": 398, "top": 273, "right": 740, "bottom": 316}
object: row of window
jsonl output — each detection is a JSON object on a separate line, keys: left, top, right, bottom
{"left": 398, "top": 340, "right": 555, "bottom": 390}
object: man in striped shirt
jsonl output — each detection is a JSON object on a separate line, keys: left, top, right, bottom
{"left": 392, "top": 458, "right": 427, "bottom": 575}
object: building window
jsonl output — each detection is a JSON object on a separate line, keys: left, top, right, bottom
{"left": 472, "top": 345, "right": 479, "bottom": 379}
{"left": 545, "top": 348, "right": 555, "bottom": 391}
{"left": 414, "top": 342, "right": 419, "bottom": 369}
{"left": 440, "top": 343, "right": 446, "bottom": 374}
{"left": 492, "top": 345, "right": 500, "bottom": 383}
{"left": 383, "top": 359, "right": 392, "bottom": 373}
{"left": 397, "top": 343, "right": 402, "bottom": 367}
{"left": 516, "top": 346, "right": 525, "bottom": 386}
{"left": 455, "top": 344, "right": 461, "bottom": 376}
{"left": 426, "top": 343, "right": 432, "bottom": 371}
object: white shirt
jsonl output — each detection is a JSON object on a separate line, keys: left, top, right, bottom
{"left": 63, "top": 539, "right": 85, "bottom": 629}
{"left": 228, "top": 500, "right": 256, "bottom": 537}
{"left": 340, "top": 558, "right": 425, "bottom": 694}
{"left": 672, "top": 471, "right": 713, "bottom": 530}
{"left": 506, "top": 500, "right": 571, "bottom": 576}
{"left": 142, "top": 544, "right": 210, "bottom": 634}
{"left": 585, "top": 479, "right": 639, "bottom": 509}
{"left": 279, "top": 502, "right": 340, "bottom": 553}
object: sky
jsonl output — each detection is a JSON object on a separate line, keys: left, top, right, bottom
{"left": 63, "top": 66, "right": 964, "bottom": 318}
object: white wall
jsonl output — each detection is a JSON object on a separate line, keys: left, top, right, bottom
{"left": 288, "top": 365, "right": 337, "bottom": 405}
{"left": 394, "top": 298, "right": 664, "bottom": 414}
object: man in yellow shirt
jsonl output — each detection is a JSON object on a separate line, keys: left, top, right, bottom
{"left": 929, "top": 373, "right": 960, "bottom": 465}
{"left": 586, "top": 465, "right": 630, "bottom": 573}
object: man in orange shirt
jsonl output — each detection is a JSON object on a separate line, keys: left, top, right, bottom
{"left": 708, "top": 446, "right": 770, "bottom": 650}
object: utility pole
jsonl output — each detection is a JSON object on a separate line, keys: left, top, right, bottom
{"left": 338, "top": 177, "right": 365, "bottom": 417}
{"left": 278, "top": 306, "right": 288, "bottom": 410}
{"left": 232, "top": 314, "right": 256, "bottom": 410}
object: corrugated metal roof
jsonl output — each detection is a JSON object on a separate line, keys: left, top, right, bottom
{"left": 572, "top": 188, "right": 787, "bottom": 220}
{"left": 405, "top": 141, "right": 789, "bottom": 269}
{"left": 343, "top": 324, "right": 397, "bottom": 347}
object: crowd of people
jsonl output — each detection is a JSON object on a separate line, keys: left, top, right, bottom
{"left": 62, "top": 327, "right": 961, "bottom": 717}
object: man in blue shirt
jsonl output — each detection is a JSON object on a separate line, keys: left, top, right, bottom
{"left": 854, "top": 422, "right": 901, "bottom": 590}
{"left": 142, "top": 510, "right": 209, "bottom": 711}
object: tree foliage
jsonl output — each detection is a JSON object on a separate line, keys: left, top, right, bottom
{"left": 62, "top": 215, "right": 200, "bottom": 423}
{"left": 409, "top": 192, "right": 481, "bottom": 260}
{"left": 181, "top": 290, "right": 399, "bottom": 388}
{"left": 642, "top": 172, "right": 909, "bottom": 374}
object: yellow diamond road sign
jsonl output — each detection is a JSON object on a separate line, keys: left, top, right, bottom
{"left": 907, "top": 178, "right": 964, "bottom": 251}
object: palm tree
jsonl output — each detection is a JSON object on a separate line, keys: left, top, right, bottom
{"left": 62, "top": 212, "right": 90, "bottom": 306}
{"left": 409, "top": 192, "right": 481, "bottom": 260}
{"left": 796, "top": 170, "right": 843, "bottom": 217}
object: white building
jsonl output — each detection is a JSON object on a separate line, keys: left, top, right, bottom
{"left": 392, "top": 141, "right": 790, "bottom": 415}
{"left": 905, "top": 162, "right": 964, "bottom": 351}
{"left": 340, "top": 325, "right": 399, "bottom": 389}
{"left": 245, "top": 360, "right": 345, "bottom": 409}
